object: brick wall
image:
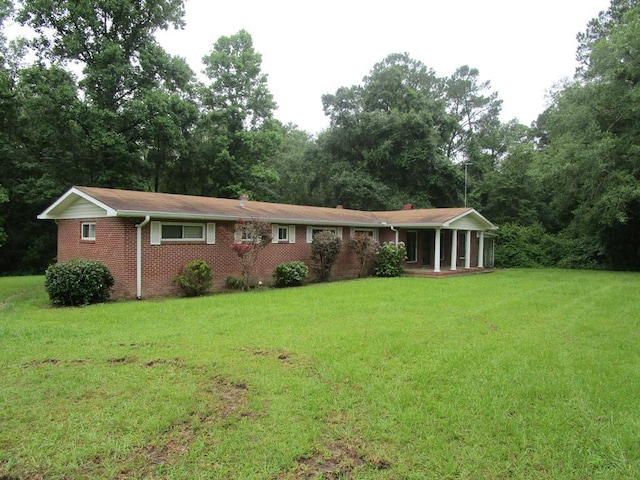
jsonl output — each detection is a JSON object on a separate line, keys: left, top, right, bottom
{"left": 57, "top": 218, "right": 136, "bottom": 298}
{"left": 56, "top": 219, "right": 485, "bottom": 299}
{"left": 57, "top": 219, "right": 364, "bottom": 299}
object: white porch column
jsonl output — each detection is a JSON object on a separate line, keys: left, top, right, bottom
{"left": 434, "top": 228, "right": 441, "bottom": 273}
{"left": 450, "top": 229, "right": 458, "bottom": 271}
{"left": 478, "top": 231, "right": 485, "bottom": 268}
{"left": 464, "top": 230, "right": 472, "bottom": 269}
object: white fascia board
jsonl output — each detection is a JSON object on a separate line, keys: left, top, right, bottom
{"left": 37, "top": 187, "right": 118, "bottom": 219}
{"left": 383, "top": 222, "right": 443, "bottom": 229}
{"left": 443, "top": 209, "right": 498, "bottom": 230}
{"left": 117, "top": 211, "right": 385, "bottom": 228}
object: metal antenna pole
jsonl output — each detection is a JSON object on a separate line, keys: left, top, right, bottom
{"left": 463, "top": 162, "right": 472, "bottom": 207}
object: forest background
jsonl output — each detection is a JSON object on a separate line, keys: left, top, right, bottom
{"left": 1, "top": 0, "right": 639, "bottom": 274}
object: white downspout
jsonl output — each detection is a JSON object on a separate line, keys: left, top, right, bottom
{"left": 390, "top": 225, "right": 399, "bottom": 245}
{"left": 135, "top": 216, "right": 151, "bottom": 299}
{"left": 382, "top": 222, "right": 399, "bottom": 245}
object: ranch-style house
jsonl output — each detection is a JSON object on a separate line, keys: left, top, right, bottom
{"left": 38, "top": 186, "right": 498, "bottom": 298}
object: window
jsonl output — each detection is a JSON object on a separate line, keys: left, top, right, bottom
{"left": 150, "top": 221, "right": 214, "bottom": 245}
{"left": 161, "top": 223, "right": 204, "bottom": 241}
{"left": 306, "top": 226, "right": 343, "bottom": 243}
{"left": 81, "top": 222, "right": 96, "bottom": 240}
{"left": 272, "top": 225, "right": 296, "bottom": 244}
{"left": 277, "top": 226, "right": 289, "bottom": 241}
{"left": 350, "top": 227, "right": 379, "bottom": 242}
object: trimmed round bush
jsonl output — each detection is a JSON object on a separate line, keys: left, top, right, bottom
{"left": 45, "top": 258, "right": 115, "bottom": 306}
{"left": 272, "top": 261, "right": 309, "bottom": 288}
{"left": 173, "top": 260, "right": 213, "bottom": 297}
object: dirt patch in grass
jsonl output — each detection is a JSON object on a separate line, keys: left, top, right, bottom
{"left": 276, "top": 411, "right": 393, "bottom": 479}
{"left": 201, "top": 376, "right": 253, "bottom": 421}
{"left": 246, "top": 347, "right": 295, "bottom": 365}
{"left": 276, "top": 441, "right": 366, "bottom": 479}
{"left": 140, "top": 422, "right": 195, "bottom": 467}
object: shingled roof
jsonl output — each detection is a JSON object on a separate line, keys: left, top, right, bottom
{"left": 38, "top": 186, "right": 497, "bottom": 230}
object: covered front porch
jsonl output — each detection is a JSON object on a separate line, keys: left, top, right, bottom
{"left": 401, "top": 228, "right": 496, "bottom": 274}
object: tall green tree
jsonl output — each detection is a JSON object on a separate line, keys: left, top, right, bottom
{"left": 17, "top": 0, "right": 188, "bottom": 188}
{"left": 535, "top": 0, "right": 640, "bottom": 269}
{"left": 319, "top": 53, "right": 463, "bottom": 209}
{"left": 197, "top": 30, "right": 282, "bottom": 200}
{"left": 0, "top": 0, "right": 14, "bottom": 248}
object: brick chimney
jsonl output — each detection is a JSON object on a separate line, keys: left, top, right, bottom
{"left": 336, "top": 205, "right": 343, "bottom": 209}
{"left": 403, "top": 203, "right": 414, "bottom": 210}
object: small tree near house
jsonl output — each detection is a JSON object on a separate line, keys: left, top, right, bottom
{"left": 311, "top": 230, "right": 342, "bottom": 282}
{"left": 223, "top": 218, "right": 272, "bottom": 291}
{"left": 349, "top": 233, "right": 377, "bottom": 277}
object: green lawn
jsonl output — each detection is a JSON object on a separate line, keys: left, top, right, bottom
{"left": 1, "top": 270, "right": 639, "bottom": 479}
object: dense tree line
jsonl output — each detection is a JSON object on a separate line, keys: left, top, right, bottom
{"left": 0, "top": 0, "right": 638, "bottom": 274}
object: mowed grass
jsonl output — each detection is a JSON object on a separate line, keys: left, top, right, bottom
{"left": 1, "top": 270, "right": 639, "bottom": 479}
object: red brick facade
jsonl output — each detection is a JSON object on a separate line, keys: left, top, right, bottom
{"left": 56, "top": 217, "right": 488, "bottom": 299}
{"left": 57, "top": 218, "right": 371, "bottom": 298}
{"left": 57, "top": 217, "right": 490, "bottom": 298}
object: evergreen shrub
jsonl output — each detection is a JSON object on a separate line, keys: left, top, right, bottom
{"left": 225, "top": 276, "right": 244, "bottom": 290}
{"left": 173, "top": 260, "right": 213, "bottom": 297}
{"left": 272, "top": 261, "right": 309, "bottom": 287}
{"left": 44, "top": 258, "right": 114, "bottom": 306}
{"left": 374, "top": 242, "right": 407, "bottom": 277}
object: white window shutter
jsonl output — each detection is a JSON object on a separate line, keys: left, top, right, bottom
{"left": 206, "top": 223, "right": 216, "bottom": 244}
{"left": 306, "top": 226, "right": 313, "bottom": 243}
{"left": 336, "top": 227, "right": 343, "bottom": 239}
{"left": 289, "top": 225, "right": 296, "bottom": 243}
{"left": 272, "top": 225, "right": 279, "bottom": 243}
{"left": 150, "top": 221, "right": 161, "bottom": 245}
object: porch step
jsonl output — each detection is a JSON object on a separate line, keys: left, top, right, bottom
{"left": 403, "top": 267, "right": 495, "bottom": 278}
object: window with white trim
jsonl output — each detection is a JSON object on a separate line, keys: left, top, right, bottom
{"left": 162, "top": 223, "right": 205, "bottom": 241}
{"left": 81, "top": 222, "right": 96, "bottom": 240}
{"left": 272, "top": 224, "right": 296, "bottom": 243}
{"left": 150, "top": 221, "right": 215, "bottom": 245}
{"left": 350, "top": 227, "right": 379, "bottom": 242}
{"left": 277, "top": 225, "right": 289, "bottom": 241}
{"left": 306, "top": 226, "right": 343, "bottom": 243}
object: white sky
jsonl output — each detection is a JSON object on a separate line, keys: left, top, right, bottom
{"left": 156, "top": 0, "right": 611, "bottom": 134}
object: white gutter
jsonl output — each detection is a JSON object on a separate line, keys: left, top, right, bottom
{"left": 135, "top": 216, "right": 151, "bottom": 299}
{"left": 382, "top": 222, "right": 399, "bottom": 245}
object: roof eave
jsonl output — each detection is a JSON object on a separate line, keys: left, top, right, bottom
{"left": 116, "top": 210, "right": 387, "bottom": 227}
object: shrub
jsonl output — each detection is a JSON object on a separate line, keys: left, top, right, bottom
{"left": 223, "top": 218, "right": 272, "bottom": 291}
{"left": 225, "top": 275, "right": 244, "bottom": 290}
{"left": 374, "top": 242, "right": 407, "bottom": 277}
{"left": 173, "top": 260, "right": 213, "bottom": 297}
{"left": 349, "top": 233, "right": 377, "bottom": 277}
{"left": 273, "top": 261, "right": 309, "bottom": 288}
{"left": 44, "top": 258, "right": 115, "bottom": 306}
{"left": 311, "top": 230, "right": 342, "bottom": 282}
{"left": 495, "top": 223, "right": 559, "bottom": 268}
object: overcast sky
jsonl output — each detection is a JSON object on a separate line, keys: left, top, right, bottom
{"left": 155, "top": 0, "right": 611, "bottom": 134}
{"left": 4, "top": 1, "right": 613, "bottom": 133}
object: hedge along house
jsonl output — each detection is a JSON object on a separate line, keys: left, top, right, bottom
{"left": 38, "top": 186, "right": 498, "bottom": 299}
